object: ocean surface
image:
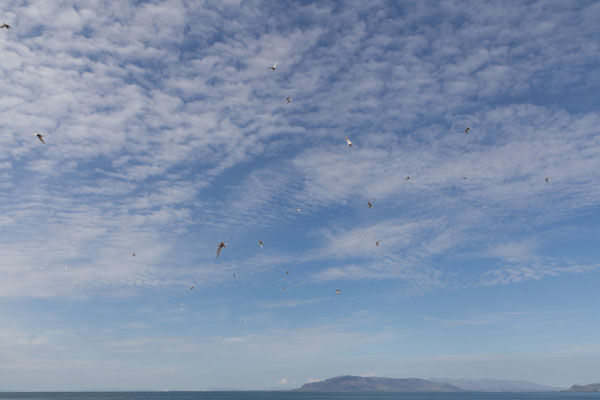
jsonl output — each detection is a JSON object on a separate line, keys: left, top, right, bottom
{"left": 1, "top": 393, "right": 600, "bottom": 400}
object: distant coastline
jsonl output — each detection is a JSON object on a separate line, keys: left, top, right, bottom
{"left": 295, "top": 376, "right": 567, "bottom": 392}
{"left": 564, "top": 383, "right": 600, "bottom": 392}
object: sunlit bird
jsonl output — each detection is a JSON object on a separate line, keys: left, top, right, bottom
{"left": 0, "top": 23, "right": 11, "bottom": 30}
{"left": 258, "top": 240, "right": 263, "bottom": 249}
{"left": 35, "top": 133, "right": 45, "bottom": 144}
{"left": 346, "top": 136, "right": 353, "bottom": 147}
{"left": 286, "top": 96, "right": 291, "bottom": 104}
{"left": 295, "top": 208, "right": 302, "bottom": 212}
{"left": 267, "top": 61, "right": 277, "bottom": 71}
{"left": 216, "top": 242, "right": 227, "bottom": 259}
{"left": 335, "top": 289, "right": 342, "bottom": 295}
{"left": 465, "top": 126, "right": 471, "bottom": 135}
{"left": 376, "top": 240, "right": 381, "bottom": 246}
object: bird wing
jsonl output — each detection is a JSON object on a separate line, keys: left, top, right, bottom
{"left": 216, "top": 246, "right": 222, "bottom": 258}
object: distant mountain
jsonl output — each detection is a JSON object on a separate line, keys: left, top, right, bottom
{"left": 565, "top": 383, "right": 600, "bottom": 392}
{"left": 295, "top": 375, "right": 463, "bottom": 392}
{"left": 432, "top": 378, "right": 564, "bottom": 392}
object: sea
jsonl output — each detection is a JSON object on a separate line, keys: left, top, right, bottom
{"left": 0, "top": 393, "right": 599, "bottom": 400}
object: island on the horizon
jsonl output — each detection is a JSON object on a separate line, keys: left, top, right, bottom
{"left": 295, "top": 376, "right": 463, "bottom": 392}
{"left": 564, "top": 383, "right": 600, "bottom": 392}
{"left": 295, "top": 375, "right": 565, "bottom": 392}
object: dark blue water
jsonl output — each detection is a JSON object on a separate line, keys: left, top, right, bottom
{"left": 1, "top": 393, "right": 600, "bottom": 400}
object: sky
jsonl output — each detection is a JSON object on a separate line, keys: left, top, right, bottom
{"left": 0, "top": 0, "right": 599, "bottom": 392}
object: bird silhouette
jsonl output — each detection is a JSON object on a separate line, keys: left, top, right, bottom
{"left": 216, "top": 242, "right": 226, "bottom": 258}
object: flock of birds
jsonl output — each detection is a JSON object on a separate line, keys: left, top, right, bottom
{"left": 3, "top": 19, "right": 554, "bottom": 325}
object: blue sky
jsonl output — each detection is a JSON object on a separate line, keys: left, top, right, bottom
{"left": 1, "top": 0, "right": 599, "bottom": 391}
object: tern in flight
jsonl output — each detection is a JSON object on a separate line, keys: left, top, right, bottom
{"left": 258, "top": 240, "right": 263, "bottom": 249}
{"left": 335, "top": 289, "right": 342, "bottom": 295}
{"left": 233, "top": 273, "right": 238, "bottom": 279}
{"left": 286, "top": 269, "right": 290, "bottom": 275}
{"left": 295, "top": 208, "right": 302, "bottom": 212}
{"left": 405, "top": 176, "right": 411, "bottom": 181}
{"left": 190, "top": 285, "right": 194, "bottom": 291}
{"left": 368, "top": 200, "right": 373, "bottom": 208}
{"left": 0, "top": 23, "right": 11, "bottom": 29}
{"left": 35, "top": 133, "right": 45, "bottom": 144}
{"left": 346, "top": 136, "right": 353, "bottom": 147}
{"left": 216, "top": 242, "right": 226, "bottom": 259}
{"left": 545, "top": 177, "right": 550, "bottom": 183}
{"left": 267, "top": 61, "right": 277, "bottom": 71}
{"left": 376, "top": 240, "right": 381, "bottom": 246}
{"left": 465, "top": 126, "right": 471, "bottom": 135}
{"left": 286, "top": 96, "right": 291, "bottom": 104}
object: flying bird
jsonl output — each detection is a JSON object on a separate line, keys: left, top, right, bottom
{"left": 0, "top": 23, "right": 11, "bottom": 30}
{"left": 258, "top": 240, "right": 263, "bottom": 249}
{"left": 545, "top": 177, "right": 550, "bottom": 183}
{"left": 376, "top": 240, "right": 381, "bottom": 246}
{"left": 368, "top": 200, "right": 373, "bottom": 208}
{"left": 190, "top": 285, "right": 194, "bottom": 291}
{"left": 216, "top": 242, "right": 226, "bottom": 259}
{"left": 233, "top": 273, "right": 238, "bottom": 279}
{"left": 346, "top": 136, "right": 353, "bottom": 147}
{"left": 335, "top": 289, "right": 342, "bottom": 295}
{"left": 405, "top": 176, "right": 410, "bottom": 181}
{"left": 462, "top": 176, "right": 467, "bottom": 180}
{"left": 286, "top": 96, "right": 291, "bottom": 104}
{"left": 295, "top": 208, "right": 302, "bottom": 212}
{"left": 286, "top": 269, "right": 290, "bottom": 275}
{"left": 282, "top": 287, "right": 286, "bottom": 291}
{"left": 64, "top": 266, "right": 69, "bottom": 272}
{"left": 267, "top": 61, "right": 277, "bottom": 71}
{"left": 132, "top": 252, "right": 136, "bottom": 257}
{"left": 465, "top": 126, "right": 471, "bottom": 135}
{"left": 35, "top": 133, "right": 45, "bottom": 144}
{"left": 241, "top": 320, "right": 245, "bottom": 324}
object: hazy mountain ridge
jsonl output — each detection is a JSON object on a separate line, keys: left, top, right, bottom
{"left": 565, "top": 383, "right": 600, "bottom": 392}
{"left": 432, "top": 378, "right": 564, "bottom": 392}
{"left": 296, "top": 376, "right": 463, "bottom": 392}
